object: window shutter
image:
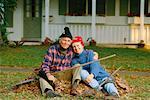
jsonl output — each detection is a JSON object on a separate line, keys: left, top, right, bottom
{"left": 5, "top": 8, "right": 13, "bottom": 27}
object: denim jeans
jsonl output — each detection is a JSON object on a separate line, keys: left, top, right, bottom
{"left": 80, "top": 69, "right": 119, "bottom": 96}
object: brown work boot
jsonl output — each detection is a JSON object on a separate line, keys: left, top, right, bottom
{"left": 70, "top": 88, "right": 79, "bottom": 96}
{"left": 45, "top": 89, "right": 62, "bottom": 98}
{"left": 70, "top": 80, "right": 80, "bottom": 96}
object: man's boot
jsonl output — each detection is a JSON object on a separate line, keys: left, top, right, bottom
{"left": 44, "top": 88, "right": 61, "bottom": 98}
{"left": 70, "top": 80, "right": 79, "bottom": 96}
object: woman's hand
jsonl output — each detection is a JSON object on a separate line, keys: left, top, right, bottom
{"left": 85, "top": 74, "right": 94, "bottom": 83}
{"left": 93, "top": 52, "right": 99, "bottom": 60}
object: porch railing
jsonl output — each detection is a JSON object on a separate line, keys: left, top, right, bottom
{"left": 46, "top": 24, "right": 150, "bottom": 44}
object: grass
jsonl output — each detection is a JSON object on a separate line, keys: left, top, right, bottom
{"left": 0, "top": 45, "right": 150, "bottom": 99}
{"left": 86, "top": 46, "right": 150, "bottom": 71}
{"left": 0, "top": 45, "right": 48, "bottom": 68}
{"left": 1, "top": 45, "right": 149, "bottom": 71}
{"left": 123, "top": 75, "right": 150, "bottom": 99}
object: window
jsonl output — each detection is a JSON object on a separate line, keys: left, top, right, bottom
{"left": 59, "top": 0, "right": 67, "bottom": 15}
{"left": 130, "top": 0, "right": 140, "bottom": 16}
{"left": 120, "top": 0, "right": 128, "bottom": 16}
{"left": 144, "top": 0, "right": 148, "bottom": 16}
{"left": 106, "top": 0, "right": 115, "bottom": 16}
{"left": 68, "top": 0, "right": 86, "bottom": 16}
{"left": 96, "top": 0, "right": 105, "bottom": 16}
{"left": 58, "top": 0, "right": 116, "bottom": 16}
{"left": 88, "top": 0, "right": 105, "bottom": 16}
{"left": 5, "top": 8, "right": 13, "bottom": 27}
{"left": 24, "top": 0, "right": 41, "bottom": 18}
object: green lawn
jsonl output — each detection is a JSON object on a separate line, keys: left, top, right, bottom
{"left": 0, "top": 45, "right": 150, "bottom": 99}
{"left": 0, "top": 45, "right": 150, "bottom": 71}
{"left": 0, "top": 45, "right": 48, "bottom": 68}
{"left": 86, "top": 46, "right": 150, "bottom": 71}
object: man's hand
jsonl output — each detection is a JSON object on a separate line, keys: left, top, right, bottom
{"left": 73, "top": 64, "right": 81, "bottom": 67}
{"left": 46, "top": 73, "right": 56, "bottom": 82}
{"left": 85, "top": 74, "right": 94, "bottom": 83}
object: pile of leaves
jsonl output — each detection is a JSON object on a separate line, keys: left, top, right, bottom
{"left": 114, "top": 74, "right": 131, "bottom": 96}
{"left": 12, "top": 74, "right": 131, "bottom": 98}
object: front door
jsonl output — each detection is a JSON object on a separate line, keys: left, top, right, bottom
{"left": 23, "top": 0, "right": 42, "bottom": 41}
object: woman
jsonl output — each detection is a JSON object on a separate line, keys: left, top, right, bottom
{"left": 71, "top": 36, "right": 119, "bottom": 97}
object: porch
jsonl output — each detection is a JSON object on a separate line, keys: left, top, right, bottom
{"left": 45, "top": 24, "right": 150, "bottom": 45}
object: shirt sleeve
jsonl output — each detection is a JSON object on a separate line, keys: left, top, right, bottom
{"left": 71, "top": 58, "right": 79, "bottom": 67}
{"left": 88, "top": 50, "right": 101, "bottom": 78}
{"left": 41, "top": 47, "right": 53, "bottom": 73}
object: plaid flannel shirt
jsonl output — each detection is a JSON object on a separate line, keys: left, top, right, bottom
{"left": 41, "top": 44, "right": 73, "bottom": 73}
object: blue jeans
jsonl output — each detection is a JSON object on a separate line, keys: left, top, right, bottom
{"left": 80, "top": 69, "right": 119, "bottom": 96}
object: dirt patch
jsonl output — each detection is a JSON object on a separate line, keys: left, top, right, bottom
{"left": 1, "top": 67, "right": 149, "bottom": 76}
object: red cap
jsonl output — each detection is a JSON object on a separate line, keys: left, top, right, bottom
{"left": 72, "top": 36, "right": 84, "bottom": 46}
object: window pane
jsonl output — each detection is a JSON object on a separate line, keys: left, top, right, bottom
{"left": 88, "top": 0, "right": 92, "bottom": 15}
{"left": 59, "top": 0, "right": 67, "bottom": 15}
{"left": 88, "top": 0, "right": 105, "bottom": 16}
{"left": 144, "top": 0, "right": 148, "bottom": 14}
{"left": 96, "top": 0, "right": 105, "bottom": 16}
{"left": 69, "top": 0, "right": 86, "bottom": 16}
{"left": 32, "top": 0, "right": 35, "bottom": 17}
{"left": 120, "top": 0, "right": 128, "bottom": 16}
{"left": 106, "top": 0, "right": 115, "bottom": 16}
{"left": 130, "top": 0, "right": 140, "bottom": 16}
{"left": 25, "top": 0, "right": 31, "bottom": 18}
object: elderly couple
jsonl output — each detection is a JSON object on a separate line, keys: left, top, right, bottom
{"left": 38, "top": 27, "right": 119, "bottom": 98}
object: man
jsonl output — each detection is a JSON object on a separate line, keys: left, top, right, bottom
{"left": 71, "top": 36, "right": 120, "bottom": 97}
{"left": 38, "top": 27, "right": 81, "bottom": 97}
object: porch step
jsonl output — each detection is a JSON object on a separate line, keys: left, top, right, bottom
{"left": 20, "top": 38, "right": 42, "bottom": 45}
{"left": 23, "top": 41, "right": 42, "bottom": 45}
{"left": 22, "top": 40, "right": 42, "bottom": 45}
{"left": 10, "top": 40, "right": 42, "bottom": 46}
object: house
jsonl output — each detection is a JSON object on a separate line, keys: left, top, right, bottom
{"left": 5, "top": 0, "right": 150, "bottom": 46}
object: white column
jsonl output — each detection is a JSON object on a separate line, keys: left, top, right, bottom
{"left": 140, "top": 0, "right": 145, "bottom": 41}
{"left": 115, "top": 0, "right": 120, "bottom": 16}
{"left": 86, "top": 0, "right": 88, "bottom": 15}
{"left": 148, "top": 0, "right": 150, "bottom": 13}
{"left": 66, "top": 0, "right": 69, "bottom": 13}
{"left": 45, "top": 0, "right": 49, "bottom": 37}
{"left": 128, "top": 0, "right": 130, "bottom": 13}
{"left": 92, "top": 0, "right": 96, "bottom": 39}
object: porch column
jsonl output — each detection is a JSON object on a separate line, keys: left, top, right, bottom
{"left": 45, "top": 0, "right": 49, "bottom": 37}
{"left": 140, "top": 0, "right": 145, "bottom": 41}
{"left": 91, "top": 0, "right": 96, "bottom": 39}
{"left": 148, "top": 0, "right": 150, "bottom": 13}
{"left": 115, "top": 0, "right": 120, "bottom": 16}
